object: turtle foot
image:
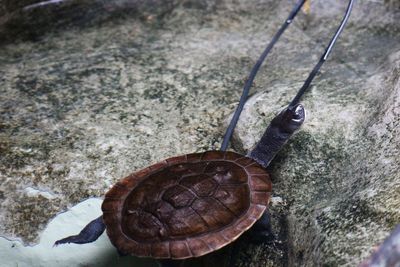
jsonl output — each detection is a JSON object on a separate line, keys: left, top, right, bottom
{"left": 249, "top": 210, "right": 275, "bottom": 244}
{"left": 54, "top": 216, "right": 105, "bottom": 246}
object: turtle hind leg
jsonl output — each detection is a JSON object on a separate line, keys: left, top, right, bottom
{"left": 54, "top": 216, "right": 105, "bottom": 246}
{"left": 249, "top": 210, "right": 275, "bottom": 244}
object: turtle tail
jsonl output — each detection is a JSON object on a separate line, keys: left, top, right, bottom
{"left": 54, "top": 216, "right": 105, "bottom": 246}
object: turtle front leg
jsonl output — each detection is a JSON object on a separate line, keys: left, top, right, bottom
{"left": 54, "top": 216, "right": 105, "bottom": 245}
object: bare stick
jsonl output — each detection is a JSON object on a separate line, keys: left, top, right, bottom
{"left": 220, "top": 0, "right": 307, "bottom": 151}
{"left": 288, "top": 0, "right": 355, "bottom": 107}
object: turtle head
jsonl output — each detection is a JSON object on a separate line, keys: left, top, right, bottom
{"left": 271, "top": 103, "right": 305, "bottom": 134}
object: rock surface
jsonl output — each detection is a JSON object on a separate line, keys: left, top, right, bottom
{"left": 0, "top": 0, "right": 399, "bottom": 266}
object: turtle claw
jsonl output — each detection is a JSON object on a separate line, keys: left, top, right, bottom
{"left": 54, "top": 216, "right": 105, "bottom": 246}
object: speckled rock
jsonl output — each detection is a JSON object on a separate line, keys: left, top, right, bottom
{"left": 0, "top": 0, "right": 399, "bottom": 266}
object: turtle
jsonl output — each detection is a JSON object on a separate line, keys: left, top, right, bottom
{"left": 54, "top": 0, "right": 354, "bottom": 265}
{"left": 54, "top": 104, "right": 304, "bottom": 261}
{"left": 101, "top": 138, "right": 291, "bottom": 259}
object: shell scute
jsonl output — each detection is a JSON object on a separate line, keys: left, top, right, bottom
{"left": 148, "top": 161, "right": 168, "bottom": 171}
{"left": 162, "top": 185, "right": 196, "bottom": 208}
{"left": 205, "top": 162, "right": 247, "bottom": 184}
{"left": 165, "top": 207, "right": 208, "bottom": 238}
{"left": 116, "top": 174, "right": 140, "bottom": 189}
{"left": 214, "top": 185, "right": 250, "bottom": 216}
{"left": 187, "top": 239, "right": 212, "bottom": 257}
{"left": 224, "top": 151, "right": 241, "bottom": 161}
{"left": 201, "top": 151, "right": 224, "bottom": 160}
{"left": 151, "top": 242, "right": 170, "bottom": 258}
{"left": 170, "top": 241, "right": 192, "bottom": 259}
{"left": 250, "top": 175, "right": 272, "bottom": 191}
{"left": 186, "top": 153, "right": 202, "bottom": 162}
{"left": 121, "top": 209, "right": 164, "bottom": 242}
{"left": 101, "top": 199, "right": 122, "bottom": 213}
{"left": 180, "top": 175, "right": 218, "bottom": 197}
{"left": 251, "top": 191, "right": 271, "bottom": 206}
{"left": 235, "top": 157, "right": 256, "bottom": 167}
{"left": 166, "top": 155, "right": 187, "bottom": 165}
{"left": 246, "top": 164, "right": 267, "bottom": 175}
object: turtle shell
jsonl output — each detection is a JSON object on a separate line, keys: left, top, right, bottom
{"left": 101, "top": 151, "right": 271, "bottom": 259}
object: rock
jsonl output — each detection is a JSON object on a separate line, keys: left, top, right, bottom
{"left": 0, "top": 0, "right": 399, "bottom": 266}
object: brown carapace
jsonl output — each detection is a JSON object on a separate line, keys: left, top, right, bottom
{"left": 102, "top": 151, "right": 271, "bottom": 259}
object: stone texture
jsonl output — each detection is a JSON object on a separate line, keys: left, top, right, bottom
{"left": 0, "top": 0, "right": 399, "bottom": 266}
